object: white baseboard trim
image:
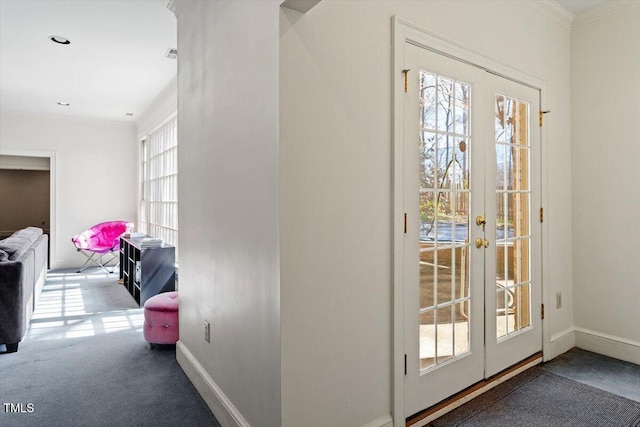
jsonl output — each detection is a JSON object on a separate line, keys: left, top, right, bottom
{"left": 176, "top": 341, "right": 251, "bottom": 427}
{"left": 54, "top": 259, "right": 82, "bottom": 270}
{"left": 362, "top": 415, "right": 393, "bottom": 427}
{"left": 546, "top": 327, "right": 576, "bottom": 361}
{"left": 574, "top": 327, "right": 640, "bottom": 365}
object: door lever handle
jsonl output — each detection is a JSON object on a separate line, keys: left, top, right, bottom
{"left": 475, "top": 238, "right": 490, "bottom": 249}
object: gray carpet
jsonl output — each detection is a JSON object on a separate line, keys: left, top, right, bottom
{"left": 0, "top": 269, "right": 220, "bottom": 427}
{"left": 430, "top": 367, "right": 640, "bottom": 426}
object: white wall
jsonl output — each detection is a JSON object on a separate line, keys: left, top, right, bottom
{"left": 0, "top": 111, "right": 137, "bottom": 268}
{"left": 171, "top": 1, "right": 281, "bottom": 427}
{"left": 571, "top": 3, "right": 640, "bottom": 363}
{"left": 280, "top": 1, "right": 573, "bottom": 425}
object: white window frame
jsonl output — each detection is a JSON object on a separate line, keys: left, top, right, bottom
{"left": 139, "top": 114, "right": 178, "bottom": 260}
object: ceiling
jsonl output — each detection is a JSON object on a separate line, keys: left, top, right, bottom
{"left": 0, "top": 0, "right": 176, "bottom": 123}
{"left": 0, "top": 1, "right": 614, "bottom": 124}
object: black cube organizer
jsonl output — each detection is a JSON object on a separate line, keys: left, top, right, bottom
{"left": 119, "top": 236, "right": 175, "bottom": 306}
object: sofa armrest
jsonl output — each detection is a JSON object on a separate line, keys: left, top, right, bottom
{"left": 0, "top": 261, "right": 25, "bottom": 344}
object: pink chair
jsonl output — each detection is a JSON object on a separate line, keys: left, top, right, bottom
{"left": 71, "top": 221, "right": 129, "bottom": 273}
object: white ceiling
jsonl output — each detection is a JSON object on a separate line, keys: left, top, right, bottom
{"left": 0, "top": 0, "right": 176, "bottom": 123}
{"left": 0, "top": 0, "right": 615, "bottom": 124}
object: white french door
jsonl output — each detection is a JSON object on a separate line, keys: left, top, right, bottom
{"left": 401, "top": 42, "right": 542, "bottom": 417}
{"left": 484, "top": 75, "right": 542, "bottom": 377}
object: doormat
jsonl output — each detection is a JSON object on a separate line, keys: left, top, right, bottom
{"left": 429, "top": 366, "right": 640, "bottom": 426}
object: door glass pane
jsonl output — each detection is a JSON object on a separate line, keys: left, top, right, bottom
{"left": 455, "top": 83, "right": 470, "bottom": 135}
{"left": 436, "top": 306, "right": 455, "bottom": 364}
{"left": 454, "top": 301, "right": 470, "bottom": 355}
{"left": 437, "top": 76, "right": 454, "bottom": 133}
{"left": 420, "top": 250, "right": 437, "bottom": 310}
{"left": 420, "top": 311, "right": 436, "bottom": 370}
{"left": 421, "top": 73, "right": 436, "bottom": 131}
{"left": 495, "top": 94, "right": 532, "bottom": 339}
{"left": 495, "top": 94, "right": 505, "bottom": 142}
{"left": 419, "top": 70, "right": 472, "bottom": 371}
{"left": 454, "top": 192, "right": 469, "bottom": 301}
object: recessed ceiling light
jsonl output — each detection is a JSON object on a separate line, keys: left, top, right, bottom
{"left": 57, "top": 101, "right": 70, "bottom": 106}
{"left": 49, "top": 35, "right": 70, "bottom": 45}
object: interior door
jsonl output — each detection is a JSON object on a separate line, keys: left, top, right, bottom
{"left": 402, "top": 42, "right": 542, "bottom": 417}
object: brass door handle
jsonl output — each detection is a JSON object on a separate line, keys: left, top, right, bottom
{"left": 475, "top": 238, "right": 490, "bottom": 248}
{"left": 476, "top": 215, "right": 486, "bottom": 226}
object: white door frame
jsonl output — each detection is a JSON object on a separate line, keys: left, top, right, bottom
{"left": 392, "top": 16, "right": 550, "bottom": 426}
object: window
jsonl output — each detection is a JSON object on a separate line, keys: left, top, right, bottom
{"left": 139, "top": 115, "right": 178, "bottom": 257}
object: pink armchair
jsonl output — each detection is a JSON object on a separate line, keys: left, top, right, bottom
{"left": 71, "top": 221, "right": 129, "bottom": 273}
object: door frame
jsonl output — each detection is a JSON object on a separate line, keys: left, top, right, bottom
{"left": 391, "top": 16, "right": 550, "bottom": 426}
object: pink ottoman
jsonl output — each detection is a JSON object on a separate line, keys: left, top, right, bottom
{"left": 143, "top": 291, "right": 179, "bottom": 348}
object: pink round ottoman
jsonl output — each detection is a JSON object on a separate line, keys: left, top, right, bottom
{"left": 143, "top": 291, "right": 179, "bottom": 348}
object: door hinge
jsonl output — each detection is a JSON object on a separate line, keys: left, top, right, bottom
{"left": 539, "top": 207, "right": 544, "bottom": 223}
{"left": 539, "top": 110, "right": 550, "bottom": 127}
{"left": 404, "top": 213, "right": 407, "bottom": 234}
{"left": 402, "top": 69, "right": 410, "bottom": 93}
{"left": 404, "top": 354, "right": 407, "bottom": 375}
{"left": 541, "top": 304, "right": 545, "bottom": 320}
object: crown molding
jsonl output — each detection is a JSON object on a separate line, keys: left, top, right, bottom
{"left": 573, "top": 1, "right": 640, "bottom": 27}
{"left": 281, "top": 0, "right": 321, "bottom": 14}
{"left": 525, "top": 1, "right": 575, "bottom": 30}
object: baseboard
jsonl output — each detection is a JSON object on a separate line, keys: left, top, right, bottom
{"left": 53, "top": 259, "right": 79, "bottom": 270}
{"left": 176, "top": 341, "right": 251, "bottom": 427}
{"left": 546, "top": 327, "right": 576, "bottom": 361}
{"left": 362, "top": 414, "right": 393, "bottom": 427}
{"left": 575, "top": 328, "right": 640, "bottom": 365}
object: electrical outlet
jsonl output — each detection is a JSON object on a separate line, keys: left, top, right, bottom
{"left": 556, "top": 292, "right": 562, "bottom": 309}
{"left": 204, "top": 320, "right": 210, "bottom": 343}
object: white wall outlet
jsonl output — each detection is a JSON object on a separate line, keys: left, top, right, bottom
{"left": 556, "top": 292, "right": 562, "bottom": 309}
{"left": 204, "top": 320, "right": 211, "bottom": 343}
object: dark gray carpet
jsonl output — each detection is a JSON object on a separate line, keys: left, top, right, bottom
{"left": 0, "top": 269, "right": 220, "bottom": 427}
{"left": 430, "top": 366, "right": 640, "bottom": 426}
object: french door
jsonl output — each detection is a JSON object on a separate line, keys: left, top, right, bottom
{"left": 402, "top": 42, "right": 542, "bottom": 417}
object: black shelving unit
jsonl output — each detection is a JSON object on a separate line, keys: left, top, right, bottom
{"left": 119, "top": 236, "right": 175, "bottom": 306}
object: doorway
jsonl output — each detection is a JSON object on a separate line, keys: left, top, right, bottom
{"left": 0, "top": 152, "right": 56, "bottom": 266}
{"left": 0, "top": 156, "right": 50, "bottom": 236}
{"left": 394, "top": 27, "right": 543, "bottom": 420}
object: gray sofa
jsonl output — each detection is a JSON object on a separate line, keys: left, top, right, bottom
{"left": 0, "top": 227, "right": 48, "bottom": 353}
